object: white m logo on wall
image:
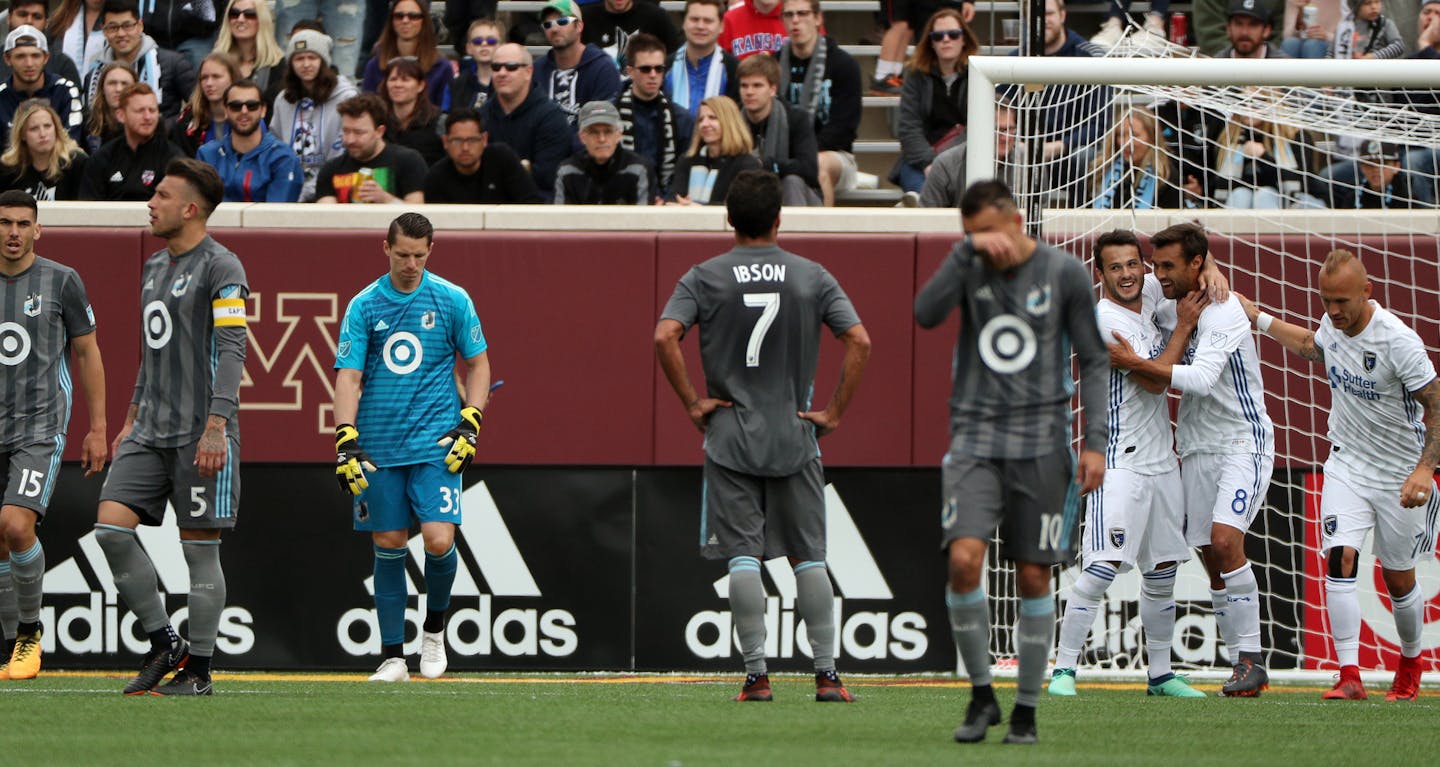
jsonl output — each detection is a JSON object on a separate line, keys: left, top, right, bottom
{"left": 42, "top": 512, "right": 255, "bottom": 656}
{"left": 685, "top": 485, "right": 928, "bottom": 662}
{"left": 336, "top": 481, "right": 578, "bottom": 658}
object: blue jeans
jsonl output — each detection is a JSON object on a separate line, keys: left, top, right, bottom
{"left": 176, "top": 32, "right": 218, "bottom": 72}
{"left": 1280, "top": 36, "right": 1329, "bottom": 58}
{"left": 898, "top": 162, "right": 927, "bottom": 193}
{"left": 275, "top": 0, "right": 367, "bottom": 77}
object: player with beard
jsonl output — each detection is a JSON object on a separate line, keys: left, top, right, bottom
{"left": 197, "top": 79, "right": 302, "bottom": 202}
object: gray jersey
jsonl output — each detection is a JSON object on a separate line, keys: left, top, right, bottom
{"left": 661, "top": 244, "right": 861, "bottom": 477}
{"left": 915, "top": 240, "right": 1109, "bottom": 459}
{"left": 0, "top": 256, "right": 95, "bottom": 448}
{"left": 128, "top": 236, "right": 249, "bottom": 448}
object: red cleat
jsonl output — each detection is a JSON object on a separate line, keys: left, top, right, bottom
{"left": 815, "top": 670, "right": 857, "bottom": 702}
{"left": 1321, "top": 666, "right": 1367, "bottom": 700}
{"left": 1385, "top": 655, "right": 1423, "bottom": 702}
{"left": 733, "top": 672, "right": 772, "bottom": 702}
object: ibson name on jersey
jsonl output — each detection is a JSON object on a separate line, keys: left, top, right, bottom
{"left": 732, "top": 264, "right": 787, "bottom": 284}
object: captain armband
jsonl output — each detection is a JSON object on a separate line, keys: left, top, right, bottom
{"left": 212, "top": 297, "right": 247, "bottom": 327}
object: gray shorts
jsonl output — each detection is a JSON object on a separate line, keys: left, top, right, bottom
{"left": 701, "top": 457, "right": 825, "bottom": 562}
{"left": 0, "top": 437, "right": 65, "bottom": 516}
{"left": 101, "top": 436, "right": 241, "bottom": 529}
{"left": 941, "top": 449, "right": 1081, "bottom": 565}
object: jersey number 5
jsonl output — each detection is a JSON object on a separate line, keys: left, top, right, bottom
{"left": 743, "top": 293, "right": 780, "bottom": 368}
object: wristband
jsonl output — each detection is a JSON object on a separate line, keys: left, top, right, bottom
{"left": 1255, "top": 312, "right": 1274, "bottom": 334}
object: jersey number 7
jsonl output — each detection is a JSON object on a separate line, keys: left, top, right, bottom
{"left": 743, "top": 293, "right": 780, "bottom": 368}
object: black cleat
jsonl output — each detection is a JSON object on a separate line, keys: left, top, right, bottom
{"left": 123, "top": 640, "right": 189, "bottom": 695}
{"left": 953, "top": 698, "right": 1003, "bottom": 743}
{"left": 152, "top": 669, "right": 213, "bottom": 696}
{"left": 1002, "top": 720, "right": 1038, "bottom": 744}
{"left": 1220, "top": 657, "right": 1269, "bottom": 698}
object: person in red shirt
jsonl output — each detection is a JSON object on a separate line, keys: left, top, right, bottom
{"left": 718, "top": 0, "right": 787, "bottom": 58}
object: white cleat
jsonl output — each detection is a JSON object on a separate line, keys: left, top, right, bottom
{"left": 419, "top": 631, "right": 448, "bottom": 679}
{"left": 368, "top": 657, "right": 410, "bottom": 682}
{"left": 1091, "top": 17, "right": 1123, "bottom": 48}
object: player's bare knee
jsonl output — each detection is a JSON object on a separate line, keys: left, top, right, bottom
{"left": 1381, "top": 567, "right": 1416, "bottom": 597}
{"left": 420, "top": 524, "right": 455, "bottom": 555}
{"left": 947, "top": 540, "right": 984, "bottom": 591}
{"left": 1015, "top": 563, "right": 1052, "bottom": 598}
{"left": 1326, "top": 546, "right": 1358, "bottom": 579}
{"left": 372, "top": 530, "right": 408, "bottom": 549}
{"left": 179, "top": 528, "right": 222, "bottom": 542}
{"left": 96, "top": 500, "right": 141, "bottom": 529}
{"left": 0, "top": 506, "right": 36, "bottom": 549}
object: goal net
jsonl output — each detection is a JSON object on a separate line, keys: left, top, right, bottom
{"left": 965, "top": 46, "right": 1440, "bottom": 681}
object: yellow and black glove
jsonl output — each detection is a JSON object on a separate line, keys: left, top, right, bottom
{"left": 437, "top": 406, "right": 482, "bottom": 474}
{"left": 335, "top": 424, "right": 378, "bottom": 495}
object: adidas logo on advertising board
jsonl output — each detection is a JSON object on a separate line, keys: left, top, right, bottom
{"left": 41, "top": 512, "right": 255, "bottom": 656}
{"left": 685, "top": 485, "right": 928, "bottom": 661}
{"left": 336, "top": 481, "right": 578, "bottom": 658}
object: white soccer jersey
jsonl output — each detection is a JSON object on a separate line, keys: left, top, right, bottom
{"left": 1315, "top": 303, "right": 1437, "bottom": 489}
{"left": 1156, "top": 293, "right": 1274, "bottom": 457}
{"left": 1097, "top": 287, "right": 1177, "bottom": 474}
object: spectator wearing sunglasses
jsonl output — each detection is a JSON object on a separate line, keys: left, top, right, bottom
{"left": 777, "top": 0, "right": 859, "bottom": 206}
{"left": 196, "top": 79, "right": 302, "bottom": 201}
{"left": 582, "top": 0, "right": 682, "bottom": 65}
{"left": 478, "top": 43, "right": 572, "bottom": 201}
{"left": 212, "top": 0, "right": 285, "bottom": 108}
{"left": 449, "top": 17, "right": 502, "bottom": 110}
{"left": 361, "top": 0, "right": 452, "bottom": 108}
{"left": 615, "top": 33, "right": 691, "bottom": 198}
{"left": 893, "top": 8, "right": 976, "bottom": 194}
{"left": 533, "top": 0, "right": 621, "bottom": 127}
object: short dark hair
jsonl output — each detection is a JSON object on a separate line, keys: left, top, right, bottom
{"left": 444, "top": 107, "right": 485, "bottom": 133}
{"left": 726, "top": 170, "right": 781, "bottom": 239}
{"left": 223, "top": 79, "right": 263, "bottom": 104}
{"left": 1093, "top": 229, "right": 1142, "bottom": 267}
{"left": 684, "top": 0, "right": 726, "bottom": 17}
{"left": 0, "top": 189, "right": 38, "bottom": 215}
{"left": 388, "top": 212, "right": 434, "bottom": 246}
{"left": 959, "top": 179, "right": 1017, "bottom": 219}
{"left": 290, "top": 18, "right": 325, "bottom": 35}
{"left": 101, "top": 0, "right": 140, "bottom": 20}
{"left": 1149, "top": 222, "right": 1208, "bottom": 264}
{"left": 625, "top": 32, "right": 667, "bottom": 66}
{"left": 736, "top": 54, "right": 780, "bottom": 87}
{"left": 337, "top": 93, "right": 388, "bottom": 129}
{"left": 10, "top": 0, "right": 48, "bottom": 15}
{"left": 165, "top": 158, "right": 223, "bottom": 217}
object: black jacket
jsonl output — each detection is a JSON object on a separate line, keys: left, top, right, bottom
{"left": 79, "top": 132, "right": 184, "bottom": 200}
{"left": 746, "top": 99, "right": 819, "bottom": 191}
{"left": 667, "top": 150, "right": 762, "bottom": 204}
{"left": 423, "top": 143, "right": 542, "bottom": 204}
{"left": 553, "top": 147, "right": 657, "bottom": 205}
{"left": 479, "top": 89, "right": 574, "bottom": 202}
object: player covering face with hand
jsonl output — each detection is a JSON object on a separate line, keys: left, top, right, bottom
{"left": 333, "top": 212, "right": 492, "bottom": 683}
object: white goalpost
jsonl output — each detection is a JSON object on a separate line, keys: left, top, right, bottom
{"left": 961, "top": 54, "right": 1440, "bottom": 684}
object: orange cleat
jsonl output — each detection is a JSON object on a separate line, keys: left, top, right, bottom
{"left": 1385, "top": 655, "right": 1423, "bottom": 702}
{"left": 1321, "top": 666, "right": 1367, "bottom": 700}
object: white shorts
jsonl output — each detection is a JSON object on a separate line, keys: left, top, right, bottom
{"left": 1083, "top": 466, "right": 1189, "bottom": 573}
{"left": 1320, "top": 467, "right": 1440, "bottom": 571}
{"left": 824, "top": 150, "right": 858, "bottom": 191}
{"left": 1181, "top": 451, "right": 1274, "bottom": 546}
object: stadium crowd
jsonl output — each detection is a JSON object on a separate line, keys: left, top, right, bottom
{"left": 0, "top": 0, "right": 1432, "bottom": 207}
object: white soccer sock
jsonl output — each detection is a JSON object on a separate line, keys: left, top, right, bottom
{"left": 1325, "top": 575, "right": 1360, "bottom": 668}
{"left": 874, "top": 60, "right": 902, "bottom": 79}
{"left": 1222, "top": 563, "right": 1262, "bottom": 656}
{"left": 1140, "top": 565, "right": 1178, "bottom": 680}
{"left": 1392, "top": 585, "right": 1424, "bottom": 658}
{"left": 1054, "top": 563, "right": 1115, "bottom": 669}
{"left": 1210, "top": 588, "right": 1238, "bottom": 664}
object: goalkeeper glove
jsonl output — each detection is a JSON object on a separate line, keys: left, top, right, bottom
{"left": 335, "top": 424, "right": 377, "bottom": 495}
{"left": 437, "top": 406, "right": 483, "bottom": 474}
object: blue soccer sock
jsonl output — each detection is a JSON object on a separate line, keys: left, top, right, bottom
{"left": 423, "top": 543, "right": 458, "bottom": 633}
{"left": 373, "top": 545, "right": 409, "bottom": 649}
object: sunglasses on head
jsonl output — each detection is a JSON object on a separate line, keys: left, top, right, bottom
{"left": 541, "top": 16, "right": 576, "bottom": 30}
{"left": 929, "top": 29, "right": 965, "bottom": 42}
{"left": 227, "top": 99, "right": 263, "bottom": 112}
{"left": 493, "top": 61, "right": 527, "bottom": 71}
{"left": 227, "top": 7, "right": 258, "bottom": 19}
{"left": 631, "top": 64, "right": 666, "bottom": 74}
{"left": 392, "top": 10, "right": 425, "bottom": 20}
{"left": 471, "top": 36, "right": 500, "bottom": 46}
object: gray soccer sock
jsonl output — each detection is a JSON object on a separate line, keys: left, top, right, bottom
{"left": 945, "top": 587, "right": 992, "bottom": 687}
{"left": 1015, "top": 594, "right": 1055, "bottom": 708}
{"left": 94, "top": 525, "right": 171, "bottom": 634}
{"left": 727, "top": 556, "right": 768, "bottom": 675}
{"left": 182, "top": 540, "right": 227, "bottom": 658}
{"left": 9, "top": 541, "right": 44, "bottom": 624}
{"left": 794, "top": 561, "right": 836, "bottom": 673}
{"left": 0, "top": 561, "right": 17, "bottom": 639}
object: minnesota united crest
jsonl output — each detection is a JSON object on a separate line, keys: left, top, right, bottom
{"left": 23, "top": 293, "right": 41, "bottom": 317}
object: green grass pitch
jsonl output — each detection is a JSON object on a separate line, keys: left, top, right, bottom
{"left": 4, "top": 672, "right": 1437, "bottom": 766}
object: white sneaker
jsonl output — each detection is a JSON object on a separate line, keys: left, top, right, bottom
{"left": 1091, "top": 17, "right": 1123, "bottom": 48}
{"left": 368, "top": 657, "right": 410, "bottom": 682}
{"left": 419, "top": 630, "right": 448, "bottom": 679}
{"left": 1143, "top": 13, "right": 1167, "bottom": 39}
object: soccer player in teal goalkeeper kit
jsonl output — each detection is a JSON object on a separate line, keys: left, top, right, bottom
{"left": 332, "top": 212, "right": 492, "bottom": 682}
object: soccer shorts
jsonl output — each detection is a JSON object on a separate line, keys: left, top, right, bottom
{"left": 701, "top": 457, "right": 825, "bottom": 562}
{"left": 101, "top": 435, "right": 241, "bottom": 529}
{"left": 354, "top": 460, "right": 462, "bottom": 532}
{"left": 1320, "top": 463, "right": 1439, "bottom": 571}
{"left": 0, "top": 436, "right": 65, "bottom": 516}
{"left": 941, "top": 448, "right": 1081, "bottom": 565}
{"left": 1181, "top": 451, "right": 1274, "bottom": 546}
{"left": 1084, "top": 466, "right": 1189, "bottom": 573}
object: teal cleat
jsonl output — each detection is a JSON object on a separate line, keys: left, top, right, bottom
{"left": 1047, "top": 668, "right": 1077, "bottom": 697}
{"left": 1147, "top": 673, "right": 1206, "bottom": 698}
